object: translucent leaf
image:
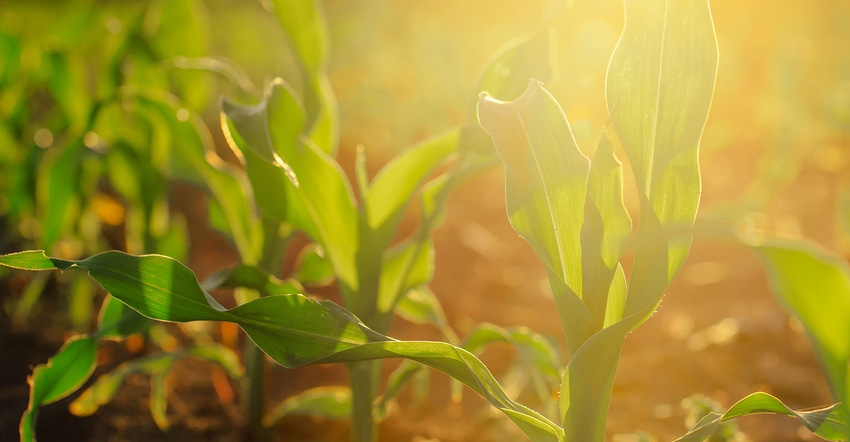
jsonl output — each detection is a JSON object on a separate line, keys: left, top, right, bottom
{"left": 475, "top": 28, "right": 554, "bottom": 104}
{"left": 292, "top": 243, "right": 334, "bottom": 287}
{"left": 674, "top": 392, "right": 846, "bottom": 442}
{"left": 376, "top": 238, "right": 432, "bottom": 314}
{"left": 222, "top": 81, "right": 358, "bottom": 292}
{"left": 364, "top": 128, "right": 458, "bottom": 243}
{"left": 606, "top": 0, "right": 718, "bottom": 284}
{"left": 478, "top": 80, "right": 589, "bottom": 300}
{"left": 755, "top": 239, "right": 850, "bottom": 441}
{"left": 581, "top": 135, "right": 631, "bottom": 327}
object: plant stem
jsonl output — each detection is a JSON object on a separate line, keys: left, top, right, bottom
{"left": 243, "top": 340, "right": 267, "bottom": 442}
{"left": 348, "top": 360, "right": 381, "bottom": 442}
{"left": 242, "top": 221, "right": 289, "bottom": 441}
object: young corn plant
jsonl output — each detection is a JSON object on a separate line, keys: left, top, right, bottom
{"left": 4, "top": 1, "right": 849, "bottom": 441}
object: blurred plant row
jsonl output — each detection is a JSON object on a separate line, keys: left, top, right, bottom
{"left": 2, "top": 1, "right": 850, "bottom": 442}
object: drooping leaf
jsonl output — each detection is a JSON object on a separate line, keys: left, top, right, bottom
{"left": 478, "top": 80, "right": 596, "bottom": 355}
{"left": 674, "top": 392, "right": 847, "bottom": 442}
{"left": 1, "top": 250, "right": 562, "bottom": 441}
{"left": 263, "top": 386, "right": 351, "bottom": 427}
{"left": 474, "top": 27, "right": 554, "bottom": 106}
{"left": 479, "top": 81, "right": 589, "bottom": 299}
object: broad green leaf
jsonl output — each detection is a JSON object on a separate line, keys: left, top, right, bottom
{"left": 316, "top": 341, "right": 564, "bottom": 442}
{"left": 581, "top": 135, "right": 631, "bottom": 328}
{"left": 457, "top": 323, "right": 562, "bottom": 409}
{"left": 263, "top": 386, "right": 351, "bottom": 427}
{"left": 754, "top": 239, "right": 850, "bottom": 441}
{"left": 462, "top": 324, "right": 561, "bottom": 381}
{"left": 478, "top": 80, "right": 589, "bottom": 300}
{"left": 606, "top": 0, "right": 718, "bottom": 283}
{"left": 674, "top": 392, "right": 847, "bottom": 442}
{"left": 2, "top": 251, "right": 562, "bottom": 441}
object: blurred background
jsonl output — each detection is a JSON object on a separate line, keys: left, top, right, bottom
{"left": 2, "top": 0, "right": 850, "bottom": 440}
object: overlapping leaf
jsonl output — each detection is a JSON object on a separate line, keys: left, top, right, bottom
{"left": 0, "top": 250, "right": 564, "bottom": 441}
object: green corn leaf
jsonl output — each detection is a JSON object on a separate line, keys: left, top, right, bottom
{"left": 292, "top": 243, "right": 334, "bottom": 287}
{"left": 674, "top": 392, "right": 847, "bottom": 442}
{"left": 20, "top": 336, "right": 98, "bottom": 442}
{"left": 146, "top": 0, "right": 211, "bottom": 112}
{"left": 462, "top": 324, "right": 561, "bottom": 381}
{"left": 394, "top": 287, "right": 455, "bottom": 342}
{"left": 97, "top": 295, "right": 150, "bottom": 339}
{"left": 267, "top": 0, "right": 337, "bottom": 153}
{"left": 1, "top": 250, "right": 562, "bottom": 441}
{"left": 222, "top": 81, "right": 358, "bottom": 293}
{"left": 263, "top": 386, "right": 351, "bottom": 427}
{"left": 363, "top": 128, "right": 458, "bottom": 244}
{"left": 754, "top": 239, "right": 850, "bottom": 441}
{"left": 478, "top": 80, "right": 597, "bottom": 356}
{"left": 376, "top": 237, "right": 433, "bottom": 315}
{"left": 606, "top": 0, "right": 718, "bottom": 287}
{"left": 376, "top": 360, "right": 427, "bottom": 420}
{"left": 37, "top": 139, "right": 85, "bottom": 251}
{"left": 131, "top": 90, "right": 263, "bottom": 264}
{"left": 581, "top": 135, "right": 631, "bottom": 328}
{"left": 478, "top": 80, "right": 589, "bottom": 303}
{"left": 202, "top": 264, "right": 304, "bottom": 296}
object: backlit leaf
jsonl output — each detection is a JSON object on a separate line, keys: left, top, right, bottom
{"left": 674, "top": 392, "right": 846, "bottom": 441}
{"left": 606, "top": 0, "right": 718, "bottom": 284}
